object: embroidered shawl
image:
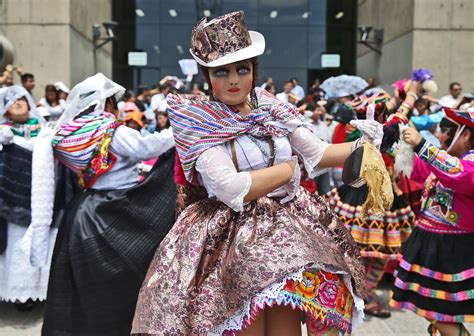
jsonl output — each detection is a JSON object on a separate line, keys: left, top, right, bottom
{"left": 52, "top": 111, "right": 122, "bottom": 189}
{"left": 167, "top": 87, "right": 304, "bottom": 184}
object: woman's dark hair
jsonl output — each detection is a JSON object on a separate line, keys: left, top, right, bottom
{"left": 45, "top": 84, "right": 59, "bottom": 105}
{"left": 156, "top": 111, "right": 171, "bottom": 131}
{"left": 199, "top": 57, "right": 259, "bottom": 106}
{"left": 122, "top": 89, "right": 135, "bottom": 102}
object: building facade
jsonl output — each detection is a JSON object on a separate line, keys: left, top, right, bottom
{"left": 0, "top": 0, "right": 112, "bottom": 98}
{"left": 357, "top": 0, "right": 474, "bottom": 95}
{"left": 113, "top": 0, "right": 357, "bottom": 92}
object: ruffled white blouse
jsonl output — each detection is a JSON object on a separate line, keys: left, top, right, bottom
{"left": 196, "top": 126, "right": 330, "bottom": 212}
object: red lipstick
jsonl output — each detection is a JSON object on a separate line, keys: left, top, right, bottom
{"left": 227, "top": 88, "right": 241, "bottom": 93}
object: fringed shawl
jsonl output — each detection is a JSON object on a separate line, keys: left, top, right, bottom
{"left": 52, "top": 111, "right": 122, "bottom": 189}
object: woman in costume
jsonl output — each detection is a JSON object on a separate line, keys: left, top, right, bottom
{"left": 23, "top": 73, "right": 176, "bottom": 335}
{"left": 325, "top": 79, "right": 431, "bottom": 318}
{"left": 391, "top": 107, "right": 474, "bottom": 336}
{"left": 132, "top": 11, "right": 392, "bottom": 336}
{"left": 0, "top": 86, "right": 58, "bottom": 309}
{"left": 37, "top": 84, "right": 67, "bottom": 124}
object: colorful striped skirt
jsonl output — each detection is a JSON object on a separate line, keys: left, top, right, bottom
{"left": 390, "top": 219, "right": 474, "bottom": 322}
{"left": 326, "top": 184, "right": 415, "bottom": 260}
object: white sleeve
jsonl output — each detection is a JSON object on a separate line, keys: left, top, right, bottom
{"left": 289, "top": 126, "right": 331, "bottom": 178}
{"left": 195, "top": 145, "right": 252, "bottom": 212}
{"left": 110, "top": 125, "right": 175, "bottom": 161}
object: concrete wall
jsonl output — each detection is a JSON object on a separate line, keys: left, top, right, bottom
{"left": 0, "top": 0, "right": 112, "bottom": 99}
{"left": 412, "top": 0, "right": 474, "bottom": 95}
{"left": 356, "top": 0, "right": 415, "bottom": 86}
{"left": 356, "top": 0, "right": 473, "bottom": 95}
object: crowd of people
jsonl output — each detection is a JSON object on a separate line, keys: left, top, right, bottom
{"left": 0, "top": 10, "right": 473, "bottom": 336}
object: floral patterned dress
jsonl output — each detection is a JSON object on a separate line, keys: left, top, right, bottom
{"left": 132, "top": 124, "right": 366, "bottom": 335}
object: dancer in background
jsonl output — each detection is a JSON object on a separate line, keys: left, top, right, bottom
{"left": 0, "top": 86, "right": 75, "bottom": 310}
{"left": 24, "top": 73, "right": 176, "bottom": 335}
{"left": 326, "top": 86, "right": 422, "bottom": 318}
{"left": 391, "top": 108, "right": 474, "bottom": 336}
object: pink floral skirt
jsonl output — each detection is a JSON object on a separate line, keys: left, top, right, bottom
{"left": 132, "top": 188, "right": 366, "bottom": 335}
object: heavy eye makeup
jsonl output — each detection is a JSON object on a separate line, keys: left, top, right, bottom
{"left": 212, "top": 63, "right": 251, "bottom": 77}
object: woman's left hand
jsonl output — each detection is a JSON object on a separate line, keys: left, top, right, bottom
{"left": 349, "top": 104, "right": 384, "bottom": 148}
{"left": 402, "top": 127, "right": 422, "bottom": 147}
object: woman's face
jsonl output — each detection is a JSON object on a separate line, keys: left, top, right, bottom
{"left": 46, "top": 88, "right": 58, "bottom": 102}
{"left": 157, "top": 114, "right": 169, "bottom": 129}
{"left": 6, "top": 98, "right": 29, "bottom": 123}
{"left": 208, "top": 60, "right": 253, "bottom": 106}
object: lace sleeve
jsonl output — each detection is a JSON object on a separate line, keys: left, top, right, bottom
{"left": 288, "top": 126, "right": 331, "bottom": 178}
{"left": 195, "top": 145, "right": 252, "bottom": 212}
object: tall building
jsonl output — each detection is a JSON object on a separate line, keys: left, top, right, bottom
{"left": 0, "top": 0, "right": 113, "bottom": 98}
{"left": 356, "top": 0, "right": 474, "bottom": 95}
{"left": 113, "top": 0, "right": 357, "bottom": 92}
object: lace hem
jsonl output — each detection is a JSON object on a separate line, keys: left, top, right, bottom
{"left": 208, "top": 263, "right": 364, "bottom": 335}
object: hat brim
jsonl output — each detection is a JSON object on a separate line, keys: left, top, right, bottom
{"left": 190, "top": 31, "right": 265, "bottom": 68}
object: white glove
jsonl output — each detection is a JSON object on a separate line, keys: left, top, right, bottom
{"left": 349, "top": 104, "right": 384, "bottom": 148}
{"left": 0, "top": 126, "right": 14, "bottom": 146}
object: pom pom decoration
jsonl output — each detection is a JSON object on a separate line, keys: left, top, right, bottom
{"left": 411, "top": 68, "right": 438, "bottom": 96}
{"left": 411, "top": 68, "right": 434, "bottom": 82}
{"left": 392, "top": 79, "right": 409, "bottom": 100}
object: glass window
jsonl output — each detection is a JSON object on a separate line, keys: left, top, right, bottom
{"left": 160, "top": 0, "right": 198, "bottom": 24}
{"left": 160, "top": 24, "right": 194, "bottom": 67}
{"left": 258, "top": 0, "right": 308, "bottom": 26}
{"left": 258, "top": 26, "right": 308, "bottom": 68}
{"left": 136, "top": 23, "right": 161, "bottom": 66}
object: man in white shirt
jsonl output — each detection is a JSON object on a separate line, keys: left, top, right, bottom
{"left": 260, "top": 77, "right": 273, "bottom": 90}
{"left": 276, "top": 80, "right": 295, "bottom": 103}
{"left": 291, "top": 78, "right": 305, "bottom": 99}
{"left": 439, "top": 82, "right": 463, "bottom": 108}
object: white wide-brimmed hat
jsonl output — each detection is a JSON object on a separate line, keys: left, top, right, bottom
{"left": 189, "top": 11, "right": 265, "bottom": 68}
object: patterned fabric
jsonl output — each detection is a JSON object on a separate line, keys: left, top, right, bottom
{"left": 364, "top": 258, "right": 388, "bottom": 300}
{"left": 412, "top": 146, "right": 474, "bottom": 232}
{"left": 326, "top": 186, "right": 414, "bottom": 260}
{"left": 249, "top": 269, "right": 354, "bottom": 333}
{"left": 168, "top": 87, "right": 304, "bottom": 184}
{"left": 52, "top": 112, "right": 122, "bottom": 189}
{"left": 132, "top": 188, "right": 366, "bottom": 335}
{"left": 398, "top": 259, "right": 474, "bottom": 282}
{"left": 4, "top": 118, "right": 41, "bottom": 138}
{"left": 391, "top": 226, "right": 474, "bottom": 323}
{"left": 417, "top": 141, "right": 463, "bottom": 175}
{"left": 191, "top": 11, "right": 251, "bottom": 63}
{"left": 348, "top": 89, "right": 391, "bottom": 115}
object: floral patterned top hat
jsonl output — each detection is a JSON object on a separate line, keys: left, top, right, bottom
{"left": 190, "top": 11, "right": 265, "bottom": 67}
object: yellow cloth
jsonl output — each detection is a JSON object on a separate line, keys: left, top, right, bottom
{"left": 360, "top": 141, "right": 394, "bottom": 218}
